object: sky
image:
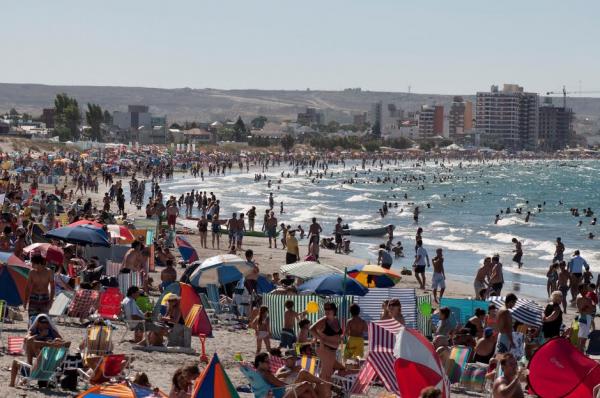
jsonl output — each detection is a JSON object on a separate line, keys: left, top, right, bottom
{"left": 1, "top": 0, "right": 599, "bottom": 95}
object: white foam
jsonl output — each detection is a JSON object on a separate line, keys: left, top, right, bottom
{"left": 307, "top": 191, "right": 329, "bottom": 197}
{"left": 346, "top": 193, "right": 372, "bottom": 202}
{"left": 429, "top": 221, "right": 448, "bottom": 227}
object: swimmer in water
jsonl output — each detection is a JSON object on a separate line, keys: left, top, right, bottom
{"left": 495, "top": 215, "right": 500, "bottom": 224}
{"left": 511, "top": 238, "right": 523, "bottom": 269}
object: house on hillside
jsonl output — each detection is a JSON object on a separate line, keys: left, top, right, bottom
{"left": 183, "top": 128, "right": 216, "bottom": 145}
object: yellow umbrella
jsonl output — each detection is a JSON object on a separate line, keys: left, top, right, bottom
{"left": 347, "top": 264, "right": 402, "bottom": 288}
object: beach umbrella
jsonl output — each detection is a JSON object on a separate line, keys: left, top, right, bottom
{"left": 280, "top": 261, "right": 342, "bottom": 280}
{"left": 487, "top": 296, "right": 543, "bottom": 327}
{"left": 0, "top": 252, "right": 28, "bottom": 268}
{"left": 77, "top": 381, "right": 168, "bottom": 397}
{"left": 0, "top": 261, "right": 30, "bottom": 306}
{"left": 347, "top": 264, "right": 401, "bottom": 288}
{"left": 68, "top": 219, "right": 103, "bottom": 228}
{"left": 298, "top": 273, "right": 368, "bottom": 296}
{"left": 393, "top": 327, "right": 450, "bottom": 398}
{"left": 189, "top": 254, "right": 253, "bottom": 287}
{"left": 191, "top": 353, "right": 240, "bottom": 398}
{"left": 23, "top": 243, "right": 64, "bottom": 265}
{"left": 106, "top": 224, "right": 135, "bottom": 241}
{"left": 176, "top": 236, "right": 199, "bottom": 263}
{"left": 45, "top": 225, "right": 111, "bottom": 247}
{"left": 153, "top": 282, "right": 212, "bottom": 337}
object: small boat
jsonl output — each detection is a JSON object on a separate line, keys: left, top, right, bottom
{"left": 342, "top": 225, "right": 393, "bottom": 237}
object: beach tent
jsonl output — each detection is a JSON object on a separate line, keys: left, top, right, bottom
{"left": 176, "top": 235, "right": 199, "bottom": 263}
{"left": 440, "top": 297, "right": 488, "bottom": 327}
{"left": 351, "top": 319, "right": 402, "bottom": 395}
{"left": 279, "top": 261, "right": 342, "bottom": 280}
{"left": 77, "top": 381, "right": 168, "bottom": 397}
{"left": 153, "top": 282, "right": 211, "bottom": 337}
{"left": 191, "top": 353, "right": 239, "bottom": 398}
{"left": 487, "top": 296, "right": 543, "bottom": 327}
{"left": 355, "top": 288, "right": 418, "bottom": 328}
{"left": 394, "top": 327, "right": 450, "bottom": 398}
{"left": 263, "top": 294, "right": 351, "bottom": 340}
{"left": 528, "top": 337, "right": 600, "bottom": 397}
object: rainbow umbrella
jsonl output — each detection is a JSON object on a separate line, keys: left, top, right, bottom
{"left": 0, "top": 258, "right": 30, "bottom": 306}
{"left": 176, "top": 236, "right": 199, "bottom": 263}
{"left": 77, "top": 381, "right": 167, "bottom": 397}
{"left": 347, "top": 264, "right": 402, "bottom": 288}
{"left": 192, "top": 353, "right": 240, "bottom": 398}
{"left": 0, "top": 252, "right": 28, "bottom": 268}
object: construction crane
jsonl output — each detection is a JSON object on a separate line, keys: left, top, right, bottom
{"left": 546, "top": 85, "right": 600, "bottom": 108}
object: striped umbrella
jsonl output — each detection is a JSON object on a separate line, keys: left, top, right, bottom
{"left": 347, "top": 264, "right": 401, "bottom": 288}
{"left": 189, "top": 254, "right": 253, "bottom": 287}
{"left": 192, "top": 353, "right": 239, "bottom": 398}
{"left": 487, "top": 296, "right": 543, "bottom": 327}
{"left": 0, "top": 260, "right": 30, "bottom": 306}
{"left": 0, "top": 252, "right": 28, "bottom": 268}
{"left": 280, "top": 261, "right": 342, "bottom": 280}
{"left": 77, "top": 381, "right": 168, "bottom": 397}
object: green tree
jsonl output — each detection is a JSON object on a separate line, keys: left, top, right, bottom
{"left": 371, "top": 121, "right": 381, "bottom": 138}
{"left": 281, "top": 134, "right": 295, "bottom": 152}
{"left": 388, "top": 137, "right": 412, "bottom": 149}
{"left": 85, "top": 103, "right": 104, "bottom": 141}
{"left": 419, "top": 140, "right": 435, "bottom": 152}
{"left": 54, "top": 93, "right": 81, "bottom": 139}
{"left": 232, "top": 116, "right": 247, "bottom": 142}
{"left": 251, "top": 116, "right": 268, "bottom": 129}
{"left": 103, "top": 110, "right": 113, "bottom": 125}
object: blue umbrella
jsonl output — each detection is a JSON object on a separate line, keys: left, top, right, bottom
{"left": 298, "top": 273, "right": 368, "bottom": 296}
{"left": 45, "top": 225, "right": 111, "bottom": 247}
{"left": 189, "top": 254, "right": 254, "bottom": 287}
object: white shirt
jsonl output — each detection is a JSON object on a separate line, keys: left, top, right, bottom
{"left": 121, "top": 296, "right": 144, "bottom": 320}
{"left": 416, "top": 247, "right": 429, "bottom": 266}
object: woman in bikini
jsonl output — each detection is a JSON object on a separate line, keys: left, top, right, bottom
{"left": 310, "top": 302, "right": 344, "bottom": 383}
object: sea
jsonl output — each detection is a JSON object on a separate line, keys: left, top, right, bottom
{"left": 147, "top": 159, "right": 600, "bottom": 300}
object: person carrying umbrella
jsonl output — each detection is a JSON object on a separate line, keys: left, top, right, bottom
{"left": 24, "top": 253, "right": 55, "bottom": 319}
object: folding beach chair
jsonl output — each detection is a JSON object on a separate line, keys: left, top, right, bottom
{"left": 7, "top": 336, "right": 24, "bottom": 355}
{"left": 49, "top": 292, "right": 73, "bottom": 323}
{"left": 239, "top": 362, "right": 303, "bottom": 398}
{"left": 445, "top": 345, "right": 472, "bottom": 384}
{"left": 13, "top": 346, "right": 68, "bottom": 388}
{"left": 199, "top": 293, "right": 217, "bottom": 322}
{"left": 82, "top": 324, "right": 113, "bottom": 365}
{"left": 78, "top": 353, "right": 130, "bottom": 385}
{"left": 300, "top": 355, "right": 320, "bottom": 376}
{"left": 67, "top": 289, "right": 100, "bottom": 321}
{"left": 206, "top": 284, "right": 223, "bottom": 314}
{"left": 97, "top": 287, "right": 123, "bottom": 320}
{"left": 459, "top": 362, "right": 488, "bottom": 393}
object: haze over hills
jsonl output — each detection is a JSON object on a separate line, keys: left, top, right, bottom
{"left": 1, "top": 83, "right": 600, "bottom": 129}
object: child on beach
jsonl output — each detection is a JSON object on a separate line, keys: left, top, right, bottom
{"left": 250, "top": 306, "right": 271, "bottom": 354}
{"left": 546, "top": 263, "right": 559, "bottom": 297}
{"left": 280, "top": 300, "right": 305, "bottom": 349}
{"left": 344, "top": 304, "right": 368, "bottom": 359}
{"left": 297, "top": 319, "right": 312, "bottom": 348}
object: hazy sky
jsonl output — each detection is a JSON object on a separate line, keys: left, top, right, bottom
{"left": 2, "top": 0, "right": 599, "bottom": 95}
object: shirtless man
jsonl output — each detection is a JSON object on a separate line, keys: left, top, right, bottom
{"left": 495, "top": 293, "right": 517, "bottom": 356}
{"left": 431, "top": 248, "right": 446, "bottom": 303}
{"left": 308, "top": 218, "right": 322, "bottom": 259}
{"left": 511, "top": 238, "right": 523, "bottom": 268}
{"left": 25, "top": 254, "right": 55, "bottom": 318}
{"left": 344, "top": 304, "right": 368, "bottom": 359}
{"left": 489, "top": 255, "right": 504, "bottom": 296}
{"left": 122, "top": 240, "right": 143, "bottom": 272}
{"left": 265, "top": 212, "right": 278, "bottom": 249}
{"left": 474, "top": 257, "right": 492, "bottom": 299}
{"left": 166, "top": 200, "right": 179, "bottom": 230}
{"left": 334, "top": 217, "right": 344, "bottom": 254}
{"left": 492, "top": 353, "right": 525, "bottom": 398}
{"left": 280, "top": 300, "right": 304, "bottom": 349}
{"left": 576, "top": 284, "right": 595, "bottom": 352}
{"left": 160, "top": 259, "right": 177, "bottom": 292}
{"left": 557, "top": 261, "right": 570, "bottom": 313}
{"left": 226, "top": 213, "right": 238, "bottom": 248}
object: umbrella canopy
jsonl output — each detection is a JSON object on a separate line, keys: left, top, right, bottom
{"left": 77, "top": 381, "right": 168, "bottom": 397}
{"left": 68, "top": 219, "right": 103, "bottom": 228}
{"left": 347, "top": 264, "right": 401, "bottom": 288}
{"left": 23, "top": 243, "right": 64, "bottom": 265}
{"left": 107, "top": 224, "right": 135, "bottom": 241}
{"left": 176, "top": 236, "right": 199, "bottom": 263}
{"left": 189, "top": 255, "right": 253, "bottom": 287}
{"left": 487, "top": 296, "right": 543, "bottom": 327}
{"left": 298, "top": 273, "right": 368, "bottom": 296}
{"left": 0, "top": 262, "right": 30, "bottom": 305}
{"left": 192, "top": 353, "right": 240, "bottom": 398}
{"left": 0, "top": 252, "right": 28, "bottom": 267}
{"left": 393, "top": 327, "right": 449, "bottom": 398}
{"left": 280, "top": 261, "right": 342, "bottom": 280}
{"left": 45, "top": 225, "right": 111, "bottom": 247}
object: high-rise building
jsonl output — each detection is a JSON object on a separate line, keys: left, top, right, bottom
{"left": 448, "top": 96, "right": 473, "bottom": 137}
{"left": 112, "top": 105, "right": 166, "bottom": 144}
{"left": 418, "top": 105, "right": 444, "bottom": 138}
{"left": 370, "top": 102, "right": 406, "bottom": 135}
{"left": 41, "top": 108, "right": 55, "bottom": 129}
{"left": 297, "top": 108, "right": 323, "bottom": 126}
{"left": 476, "top": 84, "right": 539, "bottom": 151}
{"left": 538, "top": 98, "right": 574, "bottom": 151}
{"left": 353, "top": 112, "right": 367, "bottom": 127}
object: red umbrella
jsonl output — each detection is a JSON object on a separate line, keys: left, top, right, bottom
{"left": 107, "top": 224, "right": 135, "bottom": 241}
{"left": 68, "top": 219, "right": 103, "bottom": 228}
{"left": 23, "top": 243, "right": 64, "bottom": 265}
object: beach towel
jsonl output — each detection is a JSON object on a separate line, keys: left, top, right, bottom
{"left": 263, "top": 294, "right": 351, "bottom": 340}
{"left": 355, "top": 287, "right": 417, "bottom": 328}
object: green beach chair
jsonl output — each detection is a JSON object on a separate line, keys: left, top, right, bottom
{"left": 14, "top": 346, "right": 68, "bottom": 388}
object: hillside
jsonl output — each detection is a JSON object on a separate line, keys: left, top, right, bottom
{"left": 1, "top": 83, "right": 599, "bottom": 128}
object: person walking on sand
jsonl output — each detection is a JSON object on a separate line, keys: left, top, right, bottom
{"left": 489, "top": 254, "right": 504, "bottom": 296}
{"left": 265, "top": 211, "right": 278, "bottom": 249}
{"left": 413, "top": 240, "right": 430, "bottom": 289}
{"left": 511, "top": 238, "right": 523, "bottom": 268}
{"left": 431, "top": 248, "right": 446, "bottom": 303}
{"left": 568, "top": 250, "right": 589, "bottom": 303}
{"left": 166, "top": 199, "right": 179, "bottom": 230}
{"left": 307, "top": 218, "right": 322, "bottom": 259}
{"left": 557, "top": 261, "right": 570, "bottom": 313}
{"left": 474, "top": 257, "right": 492, "bottom": 299}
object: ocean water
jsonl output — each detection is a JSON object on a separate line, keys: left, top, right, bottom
{"left": 152, "top": 159, "right": 600, "bottom": 299}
